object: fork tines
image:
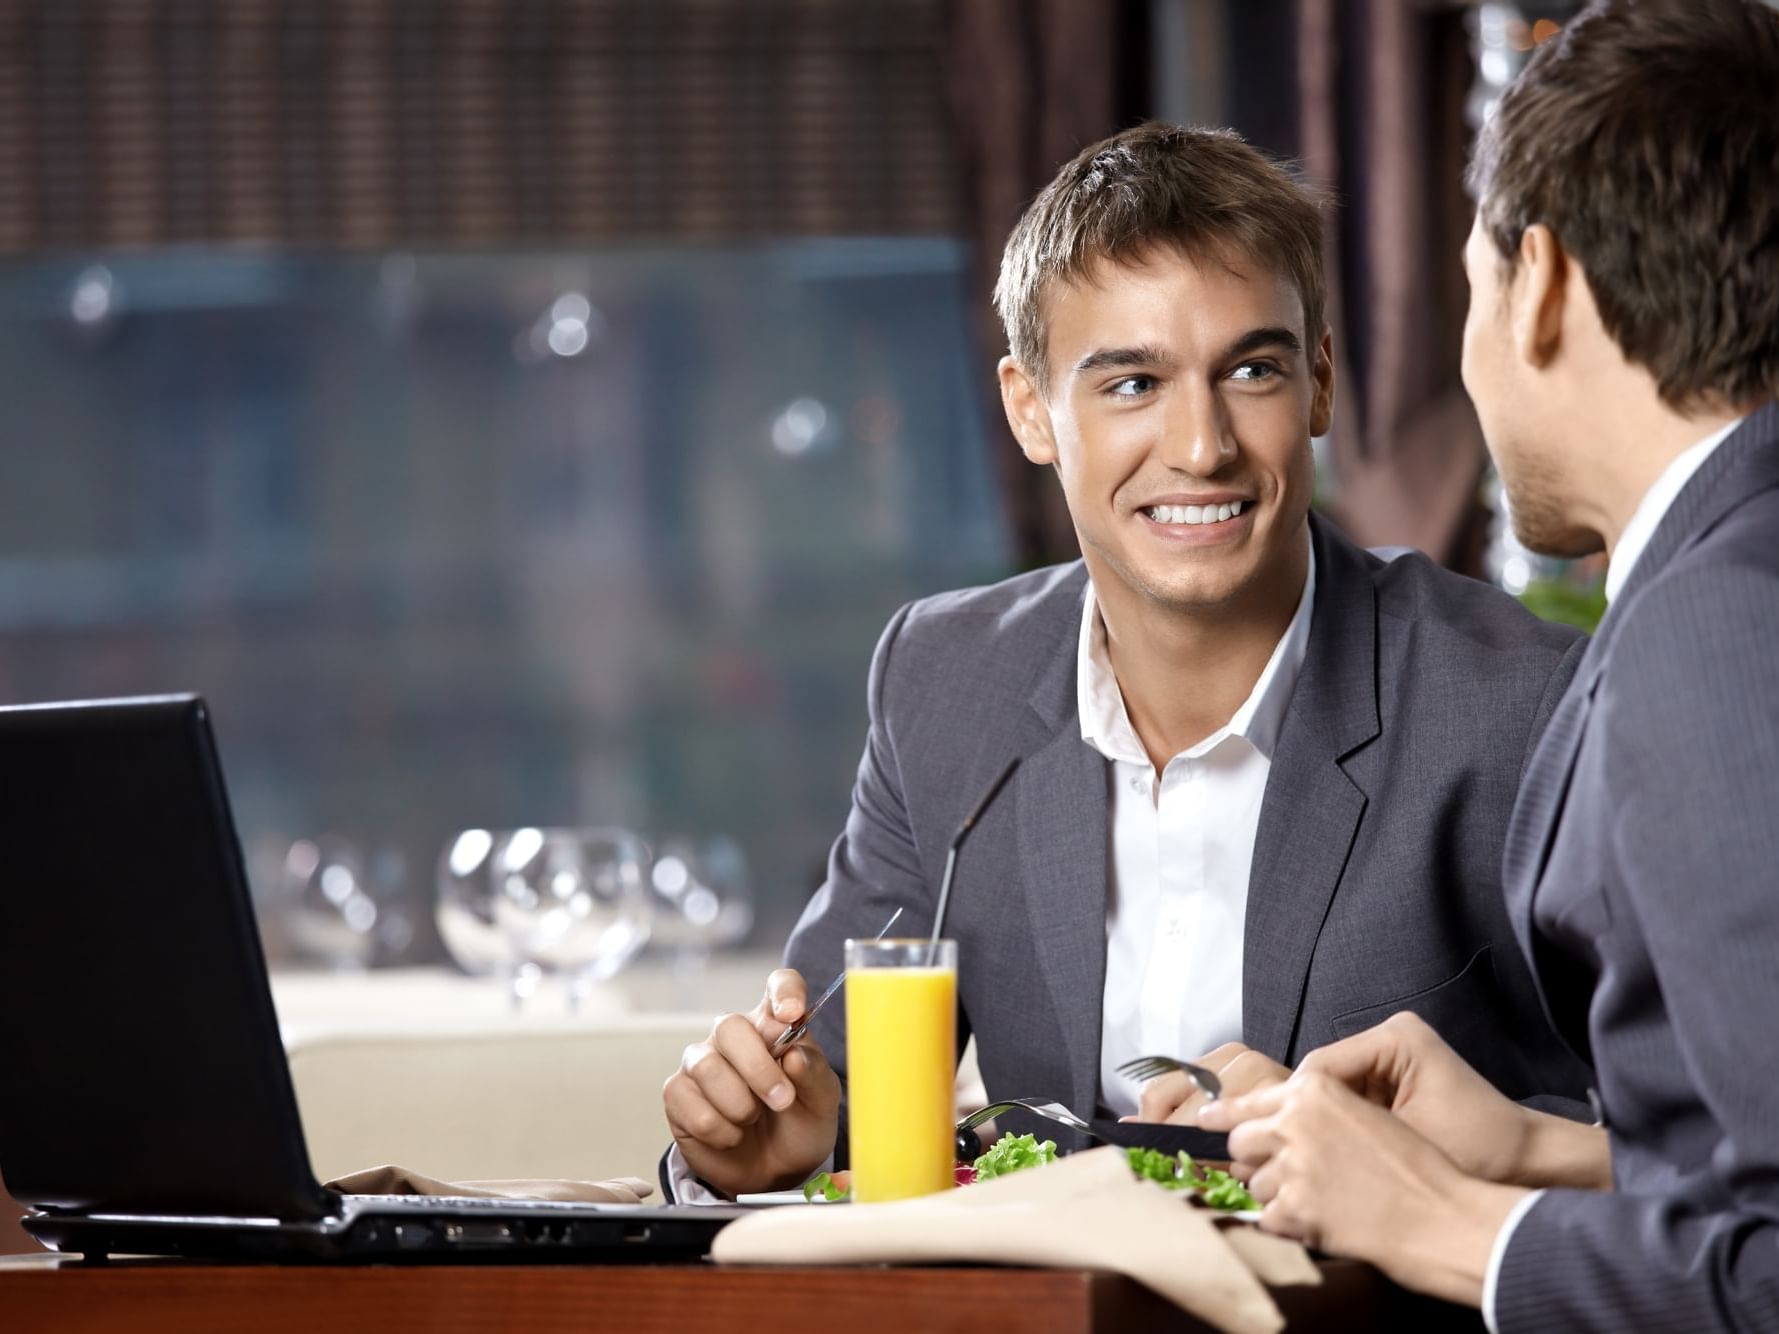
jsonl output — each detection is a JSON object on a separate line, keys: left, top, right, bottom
{"left": 1115, "top": 1055, "right": 1185, "bottom": 1081}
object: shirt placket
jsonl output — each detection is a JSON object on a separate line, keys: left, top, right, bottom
{"left": 1142, "top": 755, "right": 1199, "bottom": 1059}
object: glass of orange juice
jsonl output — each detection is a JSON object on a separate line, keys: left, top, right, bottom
{"left": 844, "top": 937, "right": 957, "bottom": 1203}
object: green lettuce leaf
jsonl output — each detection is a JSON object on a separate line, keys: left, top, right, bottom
{"left": 801, "top": 1170, "right": 850, "bottom": 1202}
{"left": 1124, "top": 1146, "right": 1259, "bottom": 1212}
{"left": 972, "top": 1131, "right": 1059, "bottom": 1179}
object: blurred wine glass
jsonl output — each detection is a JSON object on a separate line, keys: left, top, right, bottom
{"left": 276, "top": 835, "right": 380, "bottom": 971}
{"left": 647, "top": 834, "right": 755, "bottom": 1002}
{"left": 490, "top": 827, "right": 653, "bottom": 1011}
{"left": 435, "top": 828, "right": 506, "bottom": 978}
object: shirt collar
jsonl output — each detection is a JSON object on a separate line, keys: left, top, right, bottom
{"left": 1077, "top": 537, "right": 1316, "bottom": 767}
{"left": 1605, "top": 417, "right": 1743, "bottom": 603}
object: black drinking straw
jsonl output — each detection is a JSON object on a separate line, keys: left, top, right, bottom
{"left": 926, "top": 755, "right": 1021, "bottom": 964}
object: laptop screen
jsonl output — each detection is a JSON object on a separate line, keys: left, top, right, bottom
{"left": 0, "top": 695, "right": 333, "bottom": 1220}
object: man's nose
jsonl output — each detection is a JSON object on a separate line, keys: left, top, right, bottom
{"left": 1156, "top": 382, "right": 1237, "bottom": 475}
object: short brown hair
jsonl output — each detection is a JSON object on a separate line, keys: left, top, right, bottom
{"left": 994, "top": 122, "right": 1327, "bottom": 392}
{"left": 1468, "top": 0, "right": 1779, "bottom": 410}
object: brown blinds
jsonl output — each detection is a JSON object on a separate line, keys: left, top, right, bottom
{"left": 0, "top": 0, "right": 962, "bottom": 252}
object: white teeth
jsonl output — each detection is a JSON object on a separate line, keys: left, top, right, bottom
{"left": 1146, "top": 500, "right": 1249, "bottom": 526}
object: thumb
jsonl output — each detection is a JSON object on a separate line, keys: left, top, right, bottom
{"left": 763, "top": 969, "right": 808, "bottom": 1024}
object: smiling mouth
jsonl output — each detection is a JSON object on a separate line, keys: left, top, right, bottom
{"left": 1142, "top": 500, "right": 1248, "bottom": 526}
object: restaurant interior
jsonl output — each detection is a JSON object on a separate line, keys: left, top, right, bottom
{"left": 0, "top": 0, "right": 1642, "bottom": 1326}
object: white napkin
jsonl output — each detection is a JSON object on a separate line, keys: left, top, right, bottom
{"left": 325, "top": 1164, "right": 653, "bottom": 1203}
{"left": 711, "top": 1146, "right": 1317, "bottom": 1334}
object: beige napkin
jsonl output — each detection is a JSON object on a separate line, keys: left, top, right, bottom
{"left": 325, "top": 1164, "right": 653, "bottom": 1204}
{"left": 711, "top": 1146, "right": 1316, "bottom": 1334}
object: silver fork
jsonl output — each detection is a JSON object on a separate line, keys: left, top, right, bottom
{"left": 769, "top": 906, "right": 903, "bottom": 1056}
{"left": 1115, "top": 1055, "right": 1223, "bottom": 1101}
{"left": 955, "top": 1097, "right": 1102, "bottom": 1144}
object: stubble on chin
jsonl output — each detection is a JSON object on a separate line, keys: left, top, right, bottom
{"left": 1502, "top": 456, "right": 1604, "bottom": 560}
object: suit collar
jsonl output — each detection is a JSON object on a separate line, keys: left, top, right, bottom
{"left": 1023, "top": 564, "right": 1090, "bottom": 735}
{"left": 1280, "top": 514, "right": 1383, "bottom": 759}
{"left": 1597, "top": 399, "right": 1779, "bottom": 654}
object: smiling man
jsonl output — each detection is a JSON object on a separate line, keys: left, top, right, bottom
{"left": 659, "top": 123, "right": 1593, "bottom": 1201}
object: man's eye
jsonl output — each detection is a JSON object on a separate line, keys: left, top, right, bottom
{"left": 1228, "top": 362, "right": 1279, "bottom": 383}
{"left": 1109, "top": 375, "right": 1156, "bottom": 397}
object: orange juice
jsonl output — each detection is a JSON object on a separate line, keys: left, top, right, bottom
{"left": 844, "top": 947, "right": 957, "bottom": 1203}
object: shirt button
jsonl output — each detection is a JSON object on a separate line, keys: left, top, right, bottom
{"left": 1130, "top": 776, "right": 1147, "bottom": 794}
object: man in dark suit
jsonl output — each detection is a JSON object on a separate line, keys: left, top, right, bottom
{"left": 1202, "top": 2, "right": 1779, "bottom": 1329}
{"left": 660, "top": 123, "right": 1592, "bottom": 1200}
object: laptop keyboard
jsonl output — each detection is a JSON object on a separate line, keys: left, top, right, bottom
{"left": 347, "top": 1193, "right": 605, "bottom": 1212}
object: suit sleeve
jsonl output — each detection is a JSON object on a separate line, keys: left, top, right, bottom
{"left": 780, "top": 601, "right": 973, "bottom": 1167}
{"left": 1494, "top": 564, "right": 1779, "bottom": 1333}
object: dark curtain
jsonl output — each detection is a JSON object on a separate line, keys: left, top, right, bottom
{"left": 1300, "top": 0, "right": 1491, "bottom": 571}
{"left": 947, "top": 0, "right": 1137, "bottom": 569}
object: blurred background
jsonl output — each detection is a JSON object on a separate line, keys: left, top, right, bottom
{"left": 0, "top": 0, "right": 1597, "bottom": 969}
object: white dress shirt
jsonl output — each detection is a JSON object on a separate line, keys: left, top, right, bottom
{"left": 1083, "top": 543, "right": 1315, "bottom": 1117}
{"left": 1603, "top": 417, "right": 1742, "bottom": 602}
{"left": 1481, "top": 415, "right": 1742, "bottom": 1333}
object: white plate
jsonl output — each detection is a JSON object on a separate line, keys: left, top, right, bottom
{"left": 736, "top": 1189, "right": 827, "bottom": 1205}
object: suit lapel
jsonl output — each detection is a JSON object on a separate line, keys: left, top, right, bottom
{"left": 1015, "top": 724, "right": 1111, "bottom": 1118}
{"left": 1501, "top": 658, "right": 1600, "bottom": 980}
{"left": 1605, "top": 400, "right": 1779, "bottom": 617}
{"left": 1014, "top": 567, "right": 1110, "bottom": 1119}
{"left": 1243, "top": 519, "right": 1380, "bottom": 1062}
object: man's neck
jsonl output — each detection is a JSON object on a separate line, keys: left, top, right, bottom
{"left": 1572, "top": 383, "right": 1752, "bottom": 559}
{"left": 1090, "top": 527, "right": 1310, "bottom": 772}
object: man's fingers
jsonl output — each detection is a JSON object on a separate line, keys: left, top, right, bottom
{"left": 1197, "top": 1079, "right": 1288, "bottom": 1131}
{"left": 664, "top": 1073, "right": 745, "bottom": 1151}
{"left": 1246, "top": 1158, "right": 1282, "bottom": 1205}
{"left": 1258, "top": 1191, "right": 1316, "bottom": 1246}
{"left": 681, "top": 1041, "right": 767, "bottom": 1126}
{"left": 762, "top": 969, "right": 809, "bottom": 1024}
{"left": 1225, "top": 1109, "right": 1287, "bottom": 1166}
{"left": 1197, "top": 1042, "right": 1252, "bottom": 1072}
{"left": 781, "top": 1042, "right": 843, "bottom": 1117}
{"left": 1294, "top": 1017, "right": 1432, "bottom": 1104}
{"left": 712, "top": 1012, "right": 796, "bottom": 1112}
{"left": 1135, "top": 1071, "right": 1196, "bottom": 1122}
{"left": 1218, "top": 1050, "right": 1290, "bottom": 1099}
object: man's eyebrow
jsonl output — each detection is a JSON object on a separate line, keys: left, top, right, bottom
{"left": 1221, "top": 326, "right": 1303, "bottom": 361}
{"left": 1072, "top": 344, "right": 1174, "bottom": 376}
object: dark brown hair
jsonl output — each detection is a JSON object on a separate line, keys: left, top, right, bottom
{"left": 1468, "top": 0, "right": 1779, "bottom": 409}
{"left": 994, "top": 122, "right": 1327, "bottom": 392}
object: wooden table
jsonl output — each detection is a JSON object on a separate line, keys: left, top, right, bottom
{"left": 0, "top": 1252, "right": 1483, "bottom": 1332}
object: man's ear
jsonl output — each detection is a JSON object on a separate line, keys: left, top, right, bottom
{"left": 1308, "top": 328, "right": 1336, "bottom": 439}
{"left": 998, "top": 356, "right": 1058, "bottom": 466}
{"left": 1512, "top": 223, "right": 1567, "bottom": 370}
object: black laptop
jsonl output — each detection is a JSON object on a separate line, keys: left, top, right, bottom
{"left": 0, "top": 694, "right": 752, "bottom": 1262}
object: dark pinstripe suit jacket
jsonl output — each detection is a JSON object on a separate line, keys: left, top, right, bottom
{"left": 1494, "top": 401, "right": 1779, "bottom": 1332}
{"left": 785, "top": 513, "right": 1593, "bottom": 1158}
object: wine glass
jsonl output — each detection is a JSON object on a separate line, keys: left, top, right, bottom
{"left": 646, "top": 834, "right": 755, "bottom": 1004}
{"left": 489, "top": 827, "right": 653, "bottom": 1011}
{"left": 435, "top": 827, "right": 506, "bottom": 977}
{"left": 276, "top": 835, "right": 380, "bottom": 971}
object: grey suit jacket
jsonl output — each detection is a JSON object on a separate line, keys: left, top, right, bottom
{"left": 787, "top": 513, "right": 1593, "bottom": 1156}
{"left": 1492, "top": 402, "right": 1779, "bottom": 1333}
